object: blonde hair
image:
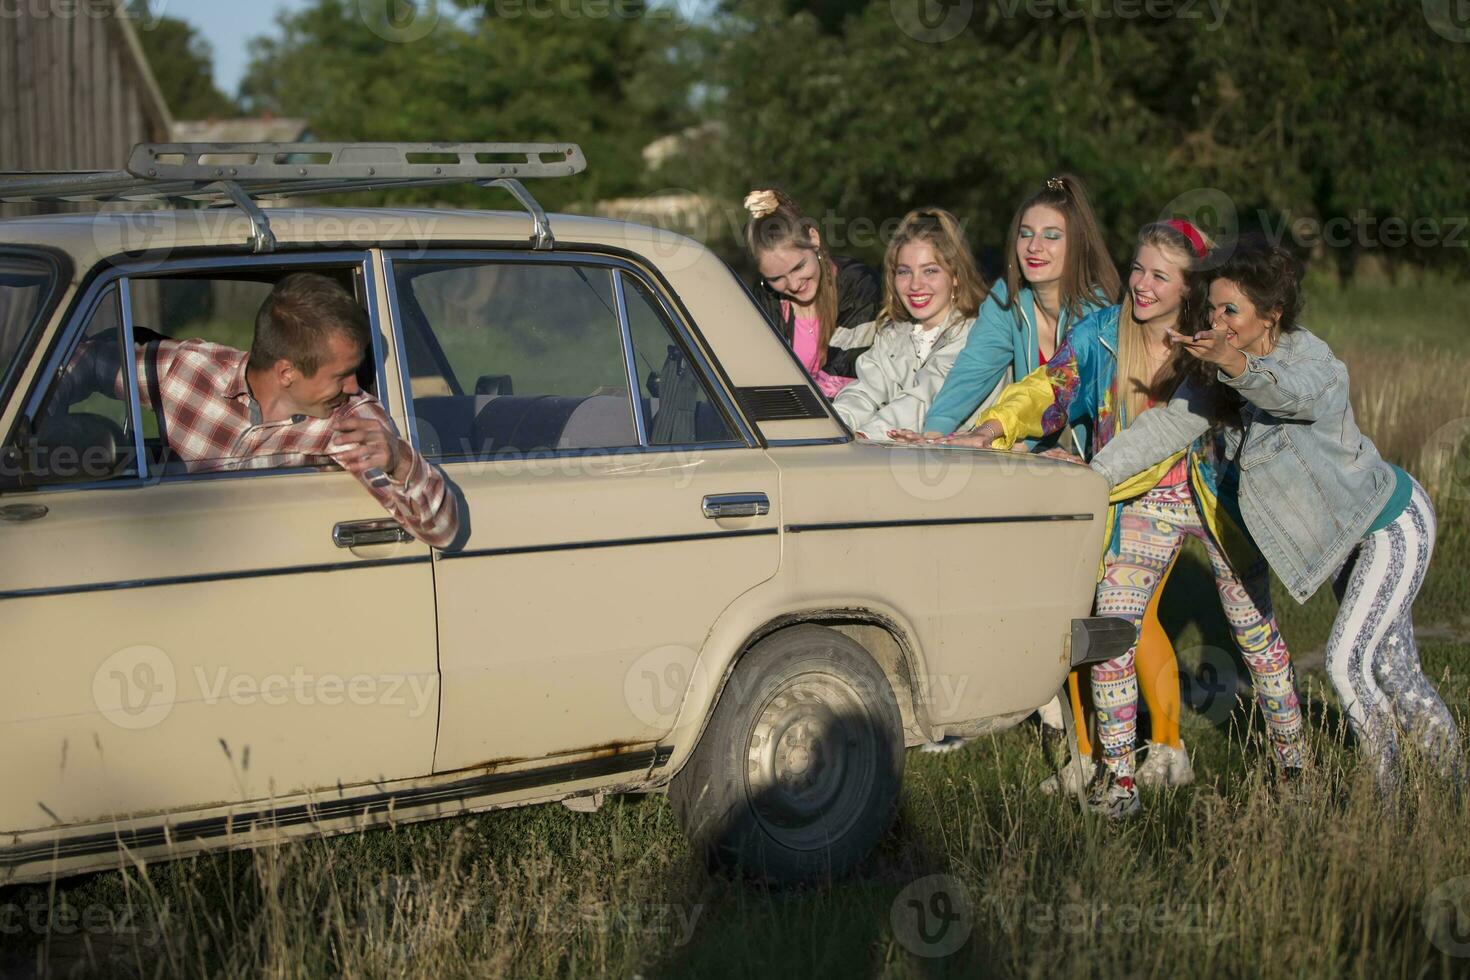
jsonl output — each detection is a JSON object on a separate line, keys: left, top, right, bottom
{"left": 1115, "top": 221, "right": 1214, "bottom": 427}
{"left": 878, "top": 208, "right": 989, "bottom": 325}
{"left": 1001, "top": 173, "right": 1120, "bottom": 320}
{"left": 743, "top": 187, "right": 839, "bottom": 363}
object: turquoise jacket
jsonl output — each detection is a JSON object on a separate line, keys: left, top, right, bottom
{"left": 923, "top": 279, "right": 1111, "bottom": 453}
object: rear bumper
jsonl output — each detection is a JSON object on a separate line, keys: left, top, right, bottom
{"left": 1069, "top": 617, "right": 1137, "bottom": 668}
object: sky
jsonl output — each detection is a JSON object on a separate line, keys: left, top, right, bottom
{"left": 154, "top": 0, "right": 316, "bottom": 97}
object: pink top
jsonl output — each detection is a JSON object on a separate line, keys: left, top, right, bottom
{"left": 1146, "top": 394, "right": 1191, "bottom": 487}
{"left": 788, "top": 308, "right": 853, "bottom": 398}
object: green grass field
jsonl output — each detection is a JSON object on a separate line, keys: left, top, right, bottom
{"left": 4, "top": 277, "right": 1470, "bottom": 979}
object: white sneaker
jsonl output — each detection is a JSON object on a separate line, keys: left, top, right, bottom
{"left": 1036, "top": 695, "right": 1065, "bottom": 731}
{"left": 1134, "top": 740, "right": 1195, "bottom": 788}
{"left": 1040, "top": 755, "right": 1097, "bottom": 795}
{"left": 920, "top": 735, "right": 970, "bottom": 754}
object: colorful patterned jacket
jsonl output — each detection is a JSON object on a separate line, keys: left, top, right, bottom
{"left": 969, "top": 305, "right": 1259, "bottom": 576}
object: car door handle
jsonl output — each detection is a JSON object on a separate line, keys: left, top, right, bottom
{"left": 0, "top": 504, "right": 48, "bottom": 523}
{"left": 333, "top": 518, "right": 413, "bottom": 548}
{"left": 701, "top": 493, "right": 770, "bottom": 520}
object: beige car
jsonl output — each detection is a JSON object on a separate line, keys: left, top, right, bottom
{"left": 0, "top": 144, "right": 1127, "bottom": 885}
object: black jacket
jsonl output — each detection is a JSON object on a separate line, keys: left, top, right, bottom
{"left": 753, "top": 254, "right": 881, "bottom": 379}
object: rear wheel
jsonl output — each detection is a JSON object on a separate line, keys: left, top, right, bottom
{"left": 669, "top": 625, "right": 904, "bottom": 883}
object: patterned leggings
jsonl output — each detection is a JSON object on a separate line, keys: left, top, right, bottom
{"left": 1093, "top": 483, "right": 1305, "bottom": 776}
{"left": 1328, "top": 477, "right": 1459, "bottom": 789}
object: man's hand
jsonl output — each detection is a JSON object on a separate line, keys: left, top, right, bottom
{"left": 1166, "top": 328, "right": 1249, "bottom": 377}
{"left": 332, "top": 416, "right": 412, "bottom": 483}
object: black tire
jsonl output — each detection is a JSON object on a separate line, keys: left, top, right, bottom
{"left": 668, "top": 624, "right": 904, "bottom": 884}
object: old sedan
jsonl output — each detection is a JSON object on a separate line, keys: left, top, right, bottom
{"left": 0, "top": 144, "right": 1124, "bottom": 884}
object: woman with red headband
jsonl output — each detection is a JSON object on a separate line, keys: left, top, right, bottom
{"left": 939, "top": 221, "right": 1307, "bottom": 817}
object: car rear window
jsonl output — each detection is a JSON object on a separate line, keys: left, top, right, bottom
{"left": 0, "top": 251, "right": 61, "bottom": 400}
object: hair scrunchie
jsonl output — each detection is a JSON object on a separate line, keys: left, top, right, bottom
{"left": 743, "top": 190, "right": 780, "bottom": 220}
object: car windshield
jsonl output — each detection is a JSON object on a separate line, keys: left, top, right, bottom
{"left": 0, "top": 252, "right": 58, "bottom": 396}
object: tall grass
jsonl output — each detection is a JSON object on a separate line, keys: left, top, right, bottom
{"left": 4, "top": 278, "right": 1470, "bottom": 979}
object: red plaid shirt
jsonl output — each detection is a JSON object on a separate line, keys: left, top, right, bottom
{"left": 125, "top": 340, "right": 459, "bottom": 548}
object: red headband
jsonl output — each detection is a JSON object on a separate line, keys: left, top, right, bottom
{"left": 1165, "top": 218, "right": 1209, "bottom": 258}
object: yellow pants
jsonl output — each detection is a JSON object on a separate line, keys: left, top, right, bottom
{"left": 1069, "top": 556, "right": 1180, "bottom": 756}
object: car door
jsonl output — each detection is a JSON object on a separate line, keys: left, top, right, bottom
{"left": 0, "top": 253, "right": 440, "bottom": 834}
{"left": 381, "top": 250, "right": 782, "bottom": 771}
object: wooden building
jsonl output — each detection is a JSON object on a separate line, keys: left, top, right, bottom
{"left": 0, "top": 0, "right": 172, "bottom": 179}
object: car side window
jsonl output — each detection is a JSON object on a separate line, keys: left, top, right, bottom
{"left": 396, "top": 261, "right": 640, "bottom": 458}
{"left": 124, "top": 268, "right": 373, "bottom": 475}
{"left": 621, "top": 274, "right": 739, "bottom": 446}
{"left": 0, "top": 284, "right": 140, "bottom": 489}
{"left": 0, "top": 253, "right": 59, "bottom": 400}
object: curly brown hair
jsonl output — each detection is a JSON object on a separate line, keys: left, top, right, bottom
{"left": 1210, "top": 235, "right": 1305, "bottom": 334}
{"left": 1180, "top": 236, "right": 1307, "bottom": 428}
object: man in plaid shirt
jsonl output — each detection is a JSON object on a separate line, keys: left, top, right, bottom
{"left": 74, "top": 272, "right": 458, "bottom": 548}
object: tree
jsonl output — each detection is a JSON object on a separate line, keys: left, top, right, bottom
{"left": 693, "top": 0, "right": 1470, "bottom": 278}
{"left": 238, "top": 0, "right": 705, "bottom": 210}
{"left": 126, "top": 0, "right": 238, "bottom": 119}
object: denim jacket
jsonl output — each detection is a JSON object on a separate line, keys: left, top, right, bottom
{"left": 1089, "top": 328, "right": 1396, "bottom": 603}
{"left": 975, "top": 305, "right": 1260, "bottom": 579}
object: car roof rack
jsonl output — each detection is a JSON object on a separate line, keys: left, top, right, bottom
{"left": 0, "top": 141, "right": 587, "bottom": 252}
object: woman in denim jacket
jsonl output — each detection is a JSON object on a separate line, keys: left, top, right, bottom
{"left": 1090, "top": 240, "right": 1460, "bottom": 792}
